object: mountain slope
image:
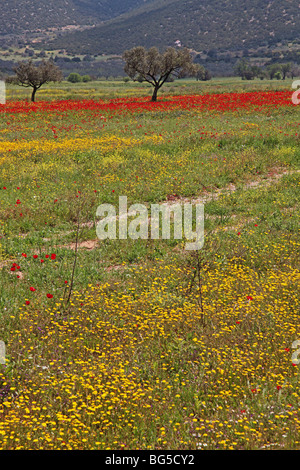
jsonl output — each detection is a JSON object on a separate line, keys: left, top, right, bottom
{"left": 0, "top": 0, "right": 151, "bottom": 35}
{"left": 48, "top": 0, "right": 300, "bottom": 54}
{"left": 72, "top": 0, "right": 151, "bottom": 20}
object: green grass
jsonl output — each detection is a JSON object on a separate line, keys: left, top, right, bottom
{"left": 5, "top": 76, "right": 297, "bottom": 101}
{"left": 0, "top": 80, "right": 299, "bottom": 449}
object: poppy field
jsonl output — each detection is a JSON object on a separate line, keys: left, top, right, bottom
{"left": 0, "top": 80, "right": 300, "bottom": 450}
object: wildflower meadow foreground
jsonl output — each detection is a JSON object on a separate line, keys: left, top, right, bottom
{"left": 0, "top": 81, "right": 299, "bottom": 450}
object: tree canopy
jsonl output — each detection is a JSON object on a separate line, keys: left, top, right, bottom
{"left": 9, "top": 60, "right": 62, "bottom": 102}
{"left": 123, "top": 46, "right": 197, "bottom": 101}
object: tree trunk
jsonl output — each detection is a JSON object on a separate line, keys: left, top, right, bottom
{"left": 151, "top": 85, "right": 159, "bottom": 102}
{"left": 31, "top": 87, "right": 37, "bottom": 102}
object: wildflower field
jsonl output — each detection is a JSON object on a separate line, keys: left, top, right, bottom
{"left": 0, "top": 79, "right": 299, "bottom": 450}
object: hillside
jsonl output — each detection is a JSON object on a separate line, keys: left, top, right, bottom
{"left": 0, "top": 0, "right": 151, "bottom": 35}
{"left": 47, "top": 0, "right": 300, "bottom": 54}
{"left": 72, "top": 0, "right": 151, "bottom": 21}
{"left": 0, "top": 0, "right": 299, "bottom": 78}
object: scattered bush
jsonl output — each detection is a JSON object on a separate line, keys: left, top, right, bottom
{"left": 67, "top": 72, "right": 82, "bottom": 83}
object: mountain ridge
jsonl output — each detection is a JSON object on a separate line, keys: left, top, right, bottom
{"left": 46, "top": 0, "right": 300, "bottom": 55}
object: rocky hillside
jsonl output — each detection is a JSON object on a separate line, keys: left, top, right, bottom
{"left": 48, "top": 0, "right": 300, "bottom": 54}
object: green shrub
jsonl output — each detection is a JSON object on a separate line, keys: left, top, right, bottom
{"left": 67, "top": 72, "right": 82, "bottom": 83}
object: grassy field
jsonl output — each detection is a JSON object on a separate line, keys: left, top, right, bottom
{"left": 0, "top": 79, "right": 299, "bottom": 450}
{"left": 6, "top": 76, "right": 297, "bottom": 101}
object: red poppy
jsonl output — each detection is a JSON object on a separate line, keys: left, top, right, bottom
{"left": 25, "top": 301, "right": 30, "bottom": 305}
{"left": 50, "top": 254, "right": 56, "bottom": 260}
{"left": 33, "top": 255, "right": 38, "bottom": 259}
{"left": 46, "top": 294, "right": 53, "bottom": 299}
{"left": 0, "top": 91, "right": 293, "bottom": 118}
{"left": 30, "top": 287, "right": 36, "bottom": 292}
{"left": 247, "top": 295, "right": 253, "bottom": 301}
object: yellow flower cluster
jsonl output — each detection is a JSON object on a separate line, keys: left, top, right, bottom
{"left": 0, "top": 134, "right": 163, "bottom": 157}
{"left": 0, "top": 241, "right": 299, "bottom": 449}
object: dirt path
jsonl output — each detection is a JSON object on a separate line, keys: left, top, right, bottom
{"left": 0, "top": 167, "right": 299, "bottom": 266}
{"left": 161, "top": 168, "right": 300, "bottom": 208}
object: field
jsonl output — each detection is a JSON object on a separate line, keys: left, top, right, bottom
{"left": 0, "top": 78, "right": 300, "bottom": 450}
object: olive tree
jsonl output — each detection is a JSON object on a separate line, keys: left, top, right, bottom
{"left": 196, "top": 65, "right": 212, "bottom": 81}
{"left": 9, "top": 59, "right": 62, "bottom": 102}
{"left": 281, "top": 63, "right": 291, "bottom": 80}
{"left": 123, "top": 46, "right": 197, "bottom": 101}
